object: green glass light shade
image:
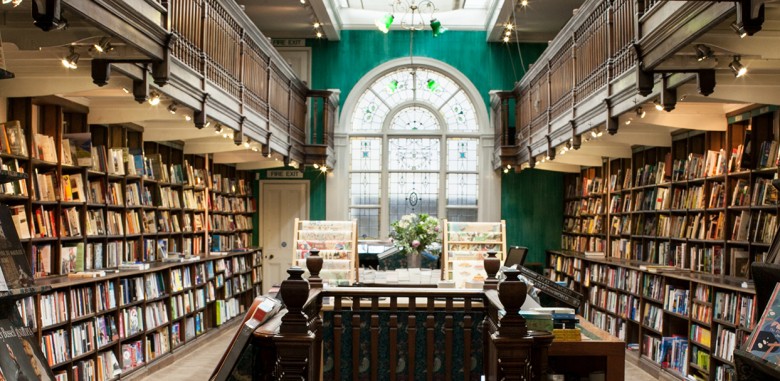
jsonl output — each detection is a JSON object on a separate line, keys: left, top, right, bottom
{"left": 426, "top": 79, "right": 439, "bottom": 92}
{"left": 430, "top": 18, "right": 445, "bottom": 37}
{"left": 375, "top": 14, "right": 394, "bottom": 33}
{"left": 387, "top": 79, "right": 399, "bottom": 94}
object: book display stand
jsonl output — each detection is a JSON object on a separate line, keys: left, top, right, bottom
{"left": 0, "top": 170, "right": 57, "bottom": 381}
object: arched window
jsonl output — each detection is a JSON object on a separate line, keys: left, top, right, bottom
{"left": 347, "top": 66, "right": 484, "bottom": 239}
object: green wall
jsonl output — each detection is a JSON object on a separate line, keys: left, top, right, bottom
{"left": 501, "top": 169, "right": 564, "bottom": 265}
{"left": 309, "top": 30, "right": 546, "bottom": 108}
{"left": 256, "top": 31, "right": 563, "bottom": 260}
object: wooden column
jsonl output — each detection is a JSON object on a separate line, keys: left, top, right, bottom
{"left": 274, "top": 267, "right": 315, "bottom": 380}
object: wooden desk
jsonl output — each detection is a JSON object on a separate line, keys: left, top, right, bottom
{"left": 548, "top": 316, "right": 625, "bottom": 381}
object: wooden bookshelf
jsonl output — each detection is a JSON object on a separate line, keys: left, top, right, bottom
{"left": 555, "top": 105, "right": 778, "bottom": 381}
{"left": 5, "top": 96, "right": 262, "bottom": 380}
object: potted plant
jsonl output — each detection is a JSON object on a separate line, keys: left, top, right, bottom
{"left": 390, "top": 213, "right": 441, "bottom": 268}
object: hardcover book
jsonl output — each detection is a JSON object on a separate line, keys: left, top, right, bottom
{"left": 0, "top": 308, "right": 56, "bottom": 380}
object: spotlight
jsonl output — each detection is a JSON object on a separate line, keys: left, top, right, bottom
{"left": 316, "top": 31, "right": 323, "bottom": 38}
{"left": 694, "top": 44, "right": 713, "bottom": 62}
{"left": 205, "top": 121, "right": 211, "bottom": 128}
{"left": 625, "top": 119, "right": 631, "bottom": 125}
{"left": 313, "top": 22, "right": 320, "bottom": 28}
{"left": 214, "top": 124, "right": 223, "bottom": 134}
{"left": 62, "top": 47, "right": 79, "bottom": 69}
{"left": 636, "top": 107, "right": 646, "bottom": 118}
{"left": 506, "top": 164, "right": 512, "bottom": 169}
{"left": 520, "top": 0, "right": 528, "bottom": 6}
{"left": 731, "top": 22, "right": 747, "bottom": 38}
{"left": 503, "top": 36, "right": 510, "bottom": 43}
{"left": 503, "top": 168, "right": 509, "bottom": 174}
{"left": 320, "top": 166, "right": 328, "bottom": 173}
{"left": 375, "top": 14, "right": 394, "bottom": 33}
{"left": 654, "top": 99, "right": 663, "bottom": 111}
{"left": 430, "top": 18, "right": 445, "bottom": 37}
{"left": 243, "top": 139, "right": 251, "bottom": 148}
{"left": 267, "top": 151, "right": 272, "bottom": 158}
{"left": 92, "top": 37, "right": 113, "bottom": 53}
{"left": 184, "top": 114, "right": 192, "bottom": 121}
{"left": 167, "top": 103, "right": 177, "bottom": 114}
{"left": 122, "top": 87, "right": 130, "bottom": 94}
{"left": 505, "top": 30, "right": 512, "bottom": 37}
{"left": 729, "top": 56, "right": 747, "bottom": 77}
{"left": 313, "top": 163, "right": 319, "bottom": 169}
{"left": 505, "top": 23, "right": 514, "bottom": 30}
{"left": 299, "top": 0, "right": 305, "bottom": 3}
{"left": 148, "top": 91, "right": 161, "bottom": 106}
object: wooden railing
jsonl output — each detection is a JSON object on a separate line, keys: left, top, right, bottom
{"left": 167, "top": 0, "right": 312, "bottom": 160}
{"left": 255, "top": 250, "right": 554, "bottom": 380}
{"left": 492, "top": 0, "right": 641, "bottom": 168}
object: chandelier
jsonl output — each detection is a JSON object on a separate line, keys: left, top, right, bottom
{"left": 375, "top": 0, "right": 446, "bottom": 37}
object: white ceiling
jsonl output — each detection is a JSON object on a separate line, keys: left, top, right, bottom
{"left": 237, "top": 0, "right": 586, "bottom": 42}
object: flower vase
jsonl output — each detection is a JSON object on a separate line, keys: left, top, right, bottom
{"left": 407, "top": 250, "right": 422, "bottom": 269}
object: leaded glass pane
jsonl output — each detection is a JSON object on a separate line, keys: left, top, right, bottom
{"left": 389, "top": 107, "right": 440, "bottom": 131}
{"left": 388, "top": 172, "right": 439, "bottom": 223}
{"left": 446, "top": 208, "right": 478, "bottom": 222}
{"left": 447, "top": 138, "right": 479, "bottom": 172}
{"left": 351, "top": 208, "right": 380, "bottom": 239}
{"left": 351, "top": 91, "right": 389, "bottom": 131}
{"left": 368, "top": 68, "right": 458, "bottom": 110}
{"left": 446, "top": 173, "right": 478, "bottom": 206}
{"left": 441, "top": 90, "right": 478, "bottom": 132}
{"left": 369, "top": 70, "right": 414, "bottom": 107}
{"left": 350, "top": 138, "right": 382, "bottom": 171}
{"left": 388, "top": 138, "right": 440, "bottom": 171}
{"left": 349, "top": 173, "right": 380, "bottom": 205}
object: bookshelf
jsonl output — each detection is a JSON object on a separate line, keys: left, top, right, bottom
{"left": 4, "top": 97, "right": 262, "bottom": 380}
{"left": 441, "top": 220, "right": 507, "bottom": 288}
{"left": 554, "top": 105, "right": 778, "bottom": 381}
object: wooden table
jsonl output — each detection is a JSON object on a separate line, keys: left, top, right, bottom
{"left": 548, "top": 316, "right": 625, "bottom": 381}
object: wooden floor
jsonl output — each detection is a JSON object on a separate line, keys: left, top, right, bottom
{"left": 131, "top": 327, "right": 658, "bottom": 381}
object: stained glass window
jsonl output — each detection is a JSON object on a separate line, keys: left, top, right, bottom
{"left": 348, "top": 66, "right": 482, "bottom": 239}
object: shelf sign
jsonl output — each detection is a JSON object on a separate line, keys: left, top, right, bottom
{"left": 267, "top": 170, "right": 303, "bottom": 179}
{"left": 272, "top": 39, "right": 305, "bottom": 47}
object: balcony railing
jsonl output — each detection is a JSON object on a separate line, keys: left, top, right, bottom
{"left": 231, "top": 252, "right": 554, "bottom": 380}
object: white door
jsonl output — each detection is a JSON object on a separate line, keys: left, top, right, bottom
{"left": 260, "top": 181, "right": 309, "bottom": 294}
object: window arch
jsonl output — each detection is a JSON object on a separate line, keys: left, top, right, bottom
{"left": 346, "top": 64, "right": 485, "bottom": 239}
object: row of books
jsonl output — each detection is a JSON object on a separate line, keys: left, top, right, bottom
{"left": 663, "top": 285, "right": 689, "bottom": 315}
{"left": 643, "top": 303, "right": 664, "bottom": 332}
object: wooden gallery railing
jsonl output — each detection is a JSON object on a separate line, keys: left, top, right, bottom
{"left": 493, "top": 0, "right": 638, "bottom": 167}
{"left": 167, "top": 0, "right": 313, "bottom": 164}
{"left": 248, "top": 251, "right": 554, "bottom": 380}
{"left": 303, "top": 91, "right": 340, "bottom": 168}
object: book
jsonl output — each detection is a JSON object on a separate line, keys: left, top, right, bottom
{"left": 0, "top": 204, "right": 35, "bottom": 291}
{"left": 0, "top": 308, "right": 56, "bottom": 380}
{"left": 5, "top": 121, "right": 27, "bottom": 157}
{"left": 743, "top": 283, "right": 780, "bottom": 366}
{"left": 63, "top": 133, "right": 93, "bottom": 167}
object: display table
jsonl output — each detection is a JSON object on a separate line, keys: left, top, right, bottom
{"left": 548, "top": 316, "right": 625, "bottom": 381}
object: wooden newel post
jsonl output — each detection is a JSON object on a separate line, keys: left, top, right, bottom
{"left": 497, "top": 268, "right": 528, "bottom": 337}
{"left": 275, "top": 267, "right": 315, "bottom": 380}
{"left": 484, "top": 250, "right": 500, "bottom": 290}
{"left": 306, "top": 249, "right": 323, "bottom": 289}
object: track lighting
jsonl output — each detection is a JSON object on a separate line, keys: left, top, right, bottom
{"left": 505, "top": 23, "right": 513, "bottom": 30}
{"left": 313, "top": 163, "right": 319, "bottom": 169}
{"left": 731, "top": 22, "right": 747, "bottom": 38}
{"left": 503, "top": 168, "right": 509, "bottom": 174}
{"left": 636, "top": 107, "right": 646, "bottom": 118}
{"left": 167, "top": 103, "right": 177, "bottom": 114}
{"left": 503, "top": 36, "right": 510, "bottom": 43}
{"left": 122, "top": 87, "right": 130, "bottom": 94}
{"left": 654, "top": 99, "right": 663, "bottom": 111}
{"left": 729, "top": 56, "right": 747, "bottom": 77}
{"left": 62, "top": 47, "right": 79, "bottom": 69}
{"left": 148, "top": 91, "right": 161, "bottom": 106}
{"left": 316, "top": 31, "right": 323, "bottom": 38}
{"left": 214, "top": 124, "right": 223, "bottom": 134}
{"left": 625, "top": 119, "right": 631, "bottom": 125}
{"left": 243, "top": 139, "right": 251, "bottom": 148}
{"left": 520, "top": 0, "right": 528, "bottom": 6}
{"left": 320, "top": 166, "right": 328, "bottom": 173}
{"left": 694, "top": 44, "right": 713, "bottom": 62}
{"left": 313, "top": 22, "right": 320, "bottom": 28}
{"left": 184, "top": 114, "right": 192, "bottom": 121}
{"left": 92, "top": 37, "right": 113, "bottom": 53}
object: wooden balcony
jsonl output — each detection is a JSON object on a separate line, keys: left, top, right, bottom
{"left": 491, "top": 0, "right": 758, "bottom": 172}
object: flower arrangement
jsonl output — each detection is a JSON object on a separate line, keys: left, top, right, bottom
{"left": 390, "top": 213, "right": 441, "bottom": 255}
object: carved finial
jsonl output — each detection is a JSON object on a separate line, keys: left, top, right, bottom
{"left": 279, "top": 266, "right": 310, "bottom": 334}
{"left": 484, "top": 251, "right": 500, "bottom": 290}
{"left": 307, "top": 249, "right": 323, "bottom": 288}
{"left": 497, "top": 268, "right": 528, "bottom": 337}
